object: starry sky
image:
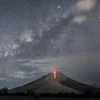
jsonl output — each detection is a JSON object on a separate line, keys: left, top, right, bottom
{"left": 0, "top": 0, "right": 100, "bottom": 89}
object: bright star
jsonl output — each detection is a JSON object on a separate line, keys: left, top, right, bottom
{"left": 58, "top": 5, "right": 61, "bottom": 9}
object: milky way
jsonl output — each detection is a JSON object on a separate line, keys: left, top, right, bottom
{"left": 0, "top": 0, "right": 100, "bottom": 89}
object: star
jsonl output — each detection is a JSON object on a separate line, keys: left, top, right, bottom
{"left": 58, "top": 5, "right": 61, "bottom": 9}
{"left": 4, "top": 50, "right": 9, "bottom": 57}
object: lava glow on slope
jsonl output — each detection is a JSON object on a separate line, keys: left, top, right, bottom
{"left": 51, "top": 64, "right": 60, "bottom": 79}
{"left": 53, "top": 70, "right": 57, "bottom": 79}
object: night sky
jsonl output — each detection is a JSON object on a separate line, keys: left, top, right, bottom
{"left": 0, "top": 0, "right": 100, "bottom": 89}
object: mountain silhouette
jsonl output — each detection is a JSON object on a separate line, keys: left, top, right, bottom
{"left": 9, "top": 71, "right": 94, "bottom": 94}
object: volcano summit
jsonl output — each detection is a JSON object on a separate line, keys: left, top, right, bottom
{"left": 9, "top": 71, "right": 95, "bottom": 94}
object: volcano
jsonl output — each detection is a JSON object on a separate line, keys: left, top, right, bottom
{"left": 9, "top": 71, "right": 94, "bottom": 94}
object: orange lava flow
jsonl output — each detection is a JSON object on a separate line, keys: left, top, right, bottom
{"left": 53, "top": 70, "right": 56, "bottom": 79}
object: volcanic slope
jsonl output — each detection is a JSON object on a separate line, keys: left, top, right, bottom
{"left": 9, "top": 71, "right": 94, "bottom": 94}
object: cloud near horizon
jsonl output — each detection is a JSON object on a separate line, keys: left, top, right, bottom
{"left": 2, "top": 52, "right": 99, "bottom": 88}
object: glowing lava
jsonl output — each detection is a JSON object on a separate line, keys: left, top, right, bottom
{"left": 53, "top": 70, "right": 57, "bottom": 79}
